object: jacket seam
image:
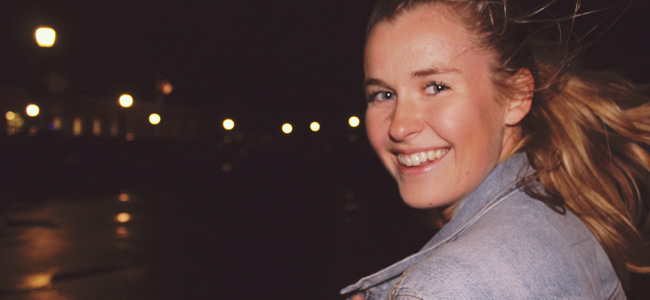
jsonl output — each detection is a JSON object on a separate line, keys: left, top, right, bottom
{"left": 607, "top": 279, "right": 624, "bottom": 300}
{"left": 390, "top": 268, "right": 412, "bottom": 300}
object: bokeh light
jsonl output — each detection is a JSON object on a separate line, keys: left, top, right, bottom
{"left": 222, "top": 163, "right": 233, "bottom": 173}
{"left": 115, "top": 213, "right": 131, "bottom": 224}
{"left": 5, "top": 111, "right": 16, "bottom": 121}
{"left": 116, "top": 226, "right": 129, "bottom": 238}
{"left": 118, "top": 94, "right": 133, "bottom": 108}
{"left": 282, "top": 123, "right": 293, "bottom": 134}
{"left": 72, "top": 117, "right": 82, "bottom": 136}
{"left": 35, "top": 27, "right": 56, "bottom": 48}
{"left": 310, "top": 121, "right": 320, "bottom": 132}
{"left": 223, "top": 119, "right": 235, "bottom": 131}
{"left": 118, "top": 193, "right": 130, "bottom": 202}
{"left": 52, "top": 116, "right": 62, "bottom": 130}
{"left": 18, "top": 272, "right": 52, "bottom": 290}
{"left": 26, "top": 104, "right": 40, "bottom": 117}
{"left": 349, "top": 116, "right": 361, "bottom": 128}
{"left": 149, "top": 113, "right": 161, "bottom": 125}
{"left": 160, "top": 80, "right": 173, "bottom": 95}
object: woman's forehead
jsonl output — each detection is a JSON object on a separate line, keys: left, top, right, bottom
{"left": 364, "top": 4, "right": 487, "bottom": 77}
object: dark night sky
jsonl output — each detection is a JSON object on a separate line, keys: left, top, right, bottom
{"left": 1, "top": 0, "right": 649, "bottom": 119}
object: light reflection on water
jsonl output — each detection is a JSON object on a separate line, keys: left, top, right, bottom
{"left": 115, "top": 213, "right": 131, "bottom": 224}
{"left": 118, "top": 193, "right": 130, "bottom": 202}
{"left": 116, "top": 226, "right": 129, "bottom": 238}
{"left": 3, "top": 194, "right": 149, "bottom": 298}
{"left": 18, "top": 227, "right": 67, "bottom": 264}
{"left": 17, "top": 271, "right": 54, "bottom": 290}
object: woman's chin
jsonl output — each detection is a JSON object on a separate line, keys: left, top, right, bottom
{"left": 399, "top": 185, "right": 456, "bottom": 209}
{"left": 399, "top": 189, "right": 446, "bottom": 209}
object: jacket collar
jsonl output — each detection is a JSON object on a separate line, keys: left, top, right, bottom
{"left": 341, "top": 152, "right": 534, "bottom": 295}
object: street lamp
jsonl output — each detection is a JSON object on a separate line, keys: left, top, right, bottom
{"left": 149, "top": 113, "right": 161, "bottom": 125}
{"left": 119, "top": 94, "right": 134, "bottom": 108}
{"left": 26, "top": 104, "right": 40, "bottom": 117}
{"left": 310, "top": 121, "right": 320, "bottom": 132}
{"left": 223, "top": 119, "right": 235, "bottom": 131}
{"left": 282, "top": 123, "right": 293, "bottom": 134}
{"left": 35, "top": 27, "right": 56, "bottom": 48}
{"left": 349, "top": 116, "right": 360, "bottom": 128}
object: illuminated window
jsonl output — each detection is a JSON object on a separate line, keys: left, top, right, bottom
{"left": 52, "top": 116, "right": 62, "bottom": 131}
{"left": 6, "top": 112, "right": 24, "bottom": 135}
{"left": 72, "top": 117, "right": 83, "bottom": 136}
{"left": 5, "top": 111, "right": 16, "bottom": 121}
{"left": 110, "top": 120, "right": 119, "bottom": 137}
{"left": 92, "top": 118, "right": 101, "bottom": 136}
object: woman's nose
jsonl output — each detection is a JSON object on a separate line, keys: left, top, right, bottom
{"left": 388, "top": 101, "right": 423, "bottom": 142}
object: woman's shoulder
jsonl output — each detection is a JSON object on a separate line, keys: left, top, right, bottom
{"left": 393, "top": 189, "right": 624, "bottom": 299}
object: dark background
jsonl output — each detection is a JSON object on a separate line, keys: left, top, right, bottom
{"left": 1, "top": 0, "right": 650, "bottom": 112}
{"left": 0, "top": 0, "right": 649, "bottom": 299}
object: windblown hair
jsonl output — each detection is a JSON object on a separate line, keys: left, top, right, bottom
{"left": 367, "top": 0, "right": 650, "bottom": 288}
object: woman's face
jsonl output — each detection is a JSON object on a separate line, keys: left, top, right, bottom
{"left": 364, "top": 4, "right": 518, "bottom": 209}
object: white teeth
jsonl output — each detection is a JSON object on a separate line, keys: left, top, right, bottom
{"left": 418, "top": 152, "right": 427, "bottom": 163}
{"left": 410, "top": 153, "right": 420, "bottom": 166}
{"left": 397, "top": 148, "right": 449, "bottom": 167}
{"left": 426, "top": 150, "right": 435, "bottom": 160}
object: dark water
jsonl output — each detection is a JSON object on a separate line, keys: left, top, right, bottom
{"left": 0, "top": 135, "right": 648, "bottom": 299}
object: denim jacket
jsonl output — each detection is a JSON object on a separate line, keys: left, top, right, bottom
{"left": 341, "top": 153, "right": 625, "bottom": 300}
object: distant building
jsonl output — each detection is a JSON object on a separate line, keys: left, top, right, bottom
{"left": 0, "top": 86, "right": 209, "bottom": 140}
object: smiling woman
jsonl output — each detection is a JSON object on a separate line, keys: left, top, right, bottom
{"left": 342, "top": 0, "right": 650, "bottom": 299}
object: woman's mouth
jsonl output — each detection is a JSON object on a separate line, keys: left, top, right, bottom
{"left": 397, "top": 148, "right": 450, "bottom": 167}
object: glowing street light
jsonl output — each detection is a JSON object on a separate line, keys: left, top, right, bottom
{"left": 115, "top": 212, "right": 131, "bottom": 224}
{"left": 5, "top": 111, "right": 16, "bottom": 121}
{"left": 282, "top": 123, "right": 293, "bottom": 134}
{"left": 35, "top": 27, "right": 56, "bottom": 48}
{"left": 310, "top": 121, "right": 320, "bottom": 132}
{"left": 223, "top": 119, "right": 235, "bottom": 131}
{"left": 26, "top": 104, "right": 40, "bottom": 117}
{"left": 349, "top": 116, "right": 360, "bottom": 128}
{"left": 118, "top": 94, "right": 133, "bottom": 108}
{"left": 149, "top": 113, "right": 161, "bottom": 125}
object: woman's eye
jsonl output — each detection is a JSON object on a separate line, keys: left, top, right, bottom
{"left": 424, "top": 82, "right": 449, "bottom": 95}
{"left": 367, "top": 91, "right": 397, "bottom": 103}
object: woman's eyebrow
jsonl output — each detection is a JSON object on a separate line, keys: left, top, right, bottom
{"left": 410, "top": 67, "right": 461, "bottom": 78}
{"left": 363, "top": 67, "right": 460, "bottom": 88}
{"left": 363, "top": 78, "right": 391, "bottom": 89}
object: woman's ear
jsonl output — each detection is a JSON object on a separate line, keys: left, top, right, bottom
{"left": 504, "top": 68, "right": 534, "bottom": 126}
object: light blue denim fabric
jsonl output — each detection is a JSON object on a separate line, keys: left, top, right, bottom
{"left": 341, "top": 153, "right": 625, "bottom": 299}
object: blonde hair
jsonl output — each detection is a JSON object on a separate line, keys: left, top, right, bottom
{"left": 367, "top": 0, "right": 650, "bottom": 288}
